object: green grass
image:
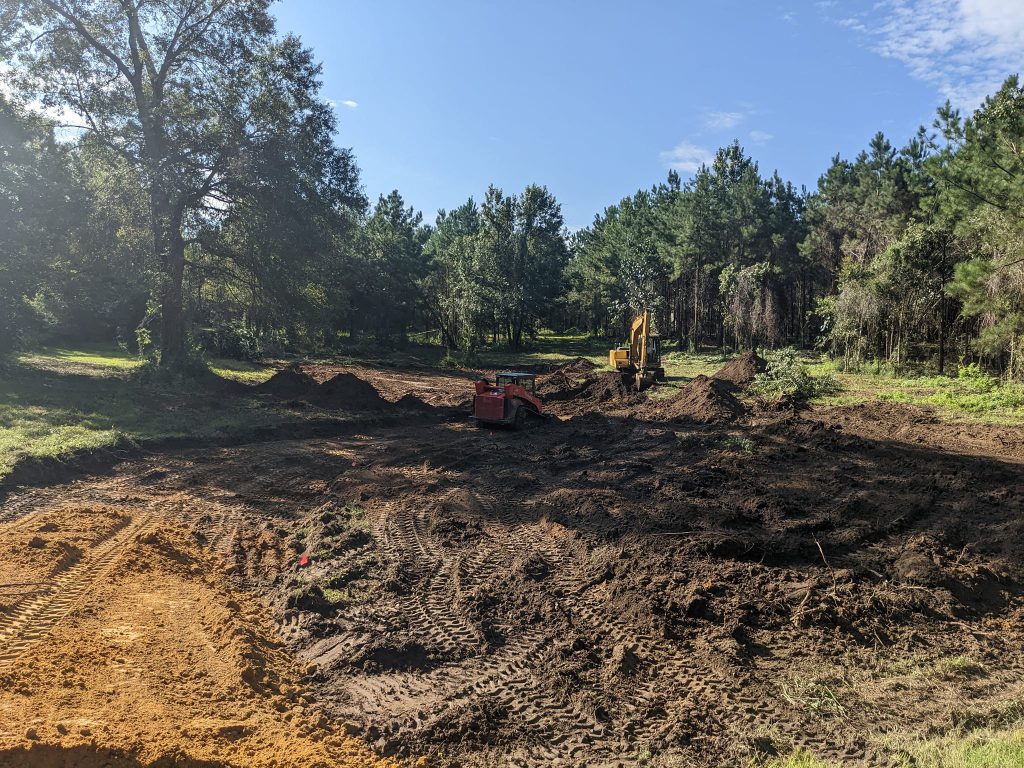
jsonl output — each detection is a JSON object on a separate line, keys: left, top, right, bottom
{"left": 759, "top": 727, "right": 1024, "bottom": 768}
{"left": 888, "top": 727, "right": 1024, "bottom": 768}
{"left": 0, "top": 345, "right": 328, "bottom": 482}
{"left": 808, "top": 358, "right": 1024, "bottom": 425}
{"left": 17, "top": 344, "right": 143, "bottom": 375}
{"left": 208, "top": 358, "right": 275, "bottom": 384}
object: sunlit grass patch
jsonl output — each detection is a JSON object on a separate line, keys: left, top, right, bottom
{"left": 0, "top": 344, "right": 339, "bottom": 482}
{"left": 886, "top": 725, "right": 1024, "bottom": 768}
{"left": 18, "top": 345, "right": 142, "bottom": 376}
{"left": 209, "top": 358, "right": 274, "bottom": 384}
{"left": 807, "top": 358, "right": 1024, "bottom": 425}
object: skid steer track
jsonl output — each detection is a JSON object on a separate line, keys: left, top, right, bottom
{"left": 0, "top": 513, "right": 157, "bottom": 668}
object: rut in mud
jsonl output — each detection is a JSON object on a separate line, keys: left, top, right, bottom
{"left": 1, "top": 361, "right": 1022, "bottom": 767}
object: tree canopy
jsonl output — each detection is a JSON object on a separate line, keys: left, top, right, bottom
{"left": 2, "top": 12, "right": 1023, "bottom": 380}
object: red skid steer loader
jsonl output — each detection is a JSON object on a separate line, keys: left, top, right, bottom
{"left": 471, "top": 372, "right": 546, "bottom": 429}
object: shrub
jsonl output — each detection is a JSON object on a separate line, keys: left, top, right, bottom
{"left": 199, "top": 321, "right": 263, "bottom": 361}
{"left": 751, "top": 348, "right": 841, "bottom": 400}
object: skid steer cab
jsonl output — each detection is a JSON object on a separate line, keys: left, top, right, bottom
{"left": 471, "top": 372, "right": 546, "bottom": 429}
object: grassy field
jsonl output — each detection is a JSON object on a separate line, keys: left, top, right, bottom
{"left": 0, "top": 346, "right": 304, "bottom": 483}
{"left": 807, "top": 358, "right": 1024, "bottom": 426}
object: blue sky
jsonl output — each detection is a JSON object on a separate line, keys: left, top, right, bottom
{"left": 273, "top": 0, "right": 1024, "bottom": 230}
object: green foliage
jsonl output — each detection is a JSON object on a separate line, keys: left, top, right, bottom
{"left": 423, "top": 185, "right": 567, "bottom": 352}
{"left": 0, "top": 96, "right": 88, "bottom": 358}
{"left": 751, "top": 349, "right": 841, "bottom": 400}
{"left": 200, "top": 321, "right": 267, "bottom": 361}
{"left": 2, "top": 11, "right": 1024, "bottom": 385}
{"left": 568, "top": 142, "right": 806, "bottom": 349}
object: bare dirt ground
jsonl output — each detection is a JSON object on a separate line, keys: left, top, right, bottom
{"left": 1, "top": 359, "right": 1022, "bottom": 767}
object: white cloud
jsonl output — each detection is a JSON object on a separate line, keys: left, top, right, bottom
{"left": 704, "top": 110, "right": 745, "bottom": 130}
{"left": 782, "top": 12, "right": 796, "bottom": 24}
{"left": 341, "top": 99, "right": 359, "bottom": 108}
{"left": 860, "top": 0, "right": 1024, "bottom": 108}
{"left": 749, "top": 130, "right": 774, "bottom": 143}
{"left": 659, "top": 142, "right": 713, "bottom": 173}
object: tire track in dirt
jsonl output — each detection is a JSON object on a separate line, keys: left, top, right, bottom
{"left": 377, "top": 495, "right": 485, "bottom": 656}
{"left": 322, "top": 465, "right": 608, "bottom": 764}
{"left": 363, "top": 476, "right": 612, "bottom": 764}
{"left": 0, "top": 513, "right": 156, "bottom": 668}
{"left": 481, "top": 482, "right": 897, "bottom": 767}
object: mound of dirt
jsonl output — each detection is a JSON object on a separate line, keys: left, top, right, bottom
{"left": 713, "top": 350, "right": 766, "bottom": 388}
{"left": 651, "top": 374, "right": 745, "bottom": 423}
{"left": 254, "top": 364, "right": 318, "bottom": 397}
{"left": 556, "top": 357, "right": 598, "bottom": 376}
{"left": 314, "top": 373, "right": 388, "bottom": 410}
{"left": 393, "top": 393, "right": 434, "bottom": 412}
{"left": 536, "top": 370, "right": 589, "bottom": 402}
{"left": 537, "top": 366, "right": 639, "bottom": 416}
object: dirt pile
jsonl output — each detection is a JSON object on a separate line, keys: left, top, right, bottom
{"left": 254, "top": 366, "right": 392, "bottom": 411}
{"left": 557, "top": 356, "right": 598, "bottom": 376}
{"left": 393, "top": 393, "right": 434, "bottom": 411}
{"left": 713, "top": 350, "right": 766, "bottom": 388}
{"left": 314, "top": 372, "right": 388, "bottom": 410}
{"left": 254, "top": 364, "right": 318, "bottom": 397}
{"left": 649, "top": 374, "right": 745, "bottom": 423}
{"left": 537, "top": 360, "right": 638, "bottom": 416}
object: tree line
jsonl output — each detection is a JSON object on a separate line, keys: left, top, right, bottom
{"left": 1, "top": 3, "right": 1022, "bottom": 377}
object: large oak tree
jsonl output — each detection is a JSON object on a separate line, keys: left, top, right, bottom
{"left": 4, "top": 0, "right": 350, "bottom": 367}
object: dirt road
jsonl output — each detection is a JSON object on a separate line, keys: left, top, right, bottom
{"left": 1, "top": 361, "right": 1022, "bottom": 767}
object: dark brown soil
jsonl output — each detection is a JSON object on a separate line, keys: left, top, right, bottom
{"left": 254, "top": 364, "right": 318, "bottom": 397}
{"left": 313, "top": 373, "right": 388, "bottom": 410}
{"left": 537, "top": 365, "right": 639, "bottom": 417}
{"left": 713, "top": 350, "right": 766, "bottom": 387}
{"left": 647, "top": 374, "right": 746, "bottom": 423}
{"left": 5, "top": 362, "right": 1023, "bottom": 768}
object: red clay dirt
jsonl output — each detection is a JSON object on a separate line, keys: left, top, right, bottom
{"left": 1, "top": 356, "right": 1022, "bottom": 767}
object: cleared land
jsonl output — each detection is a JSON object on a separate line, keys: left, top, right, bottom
{"left": 0, "top": 352, "right": 1022, "bottom": 767}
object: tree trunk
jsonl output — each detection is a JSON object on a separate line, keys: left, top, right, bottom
{"left": 938, "top": 294, "right": 946, "bottom": 375}
{"left": 149, "top": 183, "right": 187, "bottom": 368}
{"left": 159, "top": 226, "right": 186, "bottom": 368}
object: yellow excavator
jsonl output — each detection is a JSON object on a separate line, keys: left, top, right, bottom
{"left": 608, "top": 310, "right": 665, "bottom": 390}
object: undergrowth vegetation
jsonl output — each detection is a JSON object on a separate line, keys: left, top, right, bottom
{"left": 751, "top": 349, "right": 841, "bottom": 400}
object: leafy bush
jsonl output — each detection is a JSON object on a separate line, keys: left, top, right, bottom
{"left": 199, "top": 321, "right": 263, "bottom": 360}
{"left": 751, "top": 348, "right": 841, "bottom": 400}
